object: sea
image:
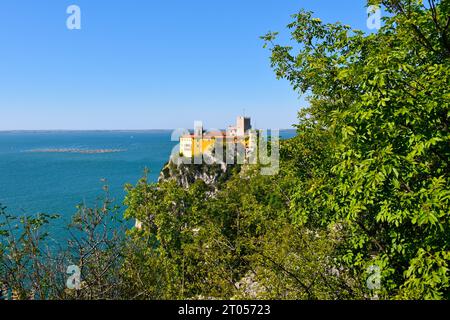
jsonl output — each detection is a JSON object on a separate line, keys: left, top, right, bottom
{"left": 0, "top": 130, "right": 296, "bottom": 242}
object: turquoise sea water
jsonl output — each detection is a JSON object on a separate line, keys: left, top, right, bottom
{"left": 0, "top": 130, "right": 296, "bottom": 241}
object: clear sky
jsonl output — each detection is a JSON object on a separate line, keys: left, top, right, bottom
{"left": 0, "top": 0, "right": 372, "bottom": 130}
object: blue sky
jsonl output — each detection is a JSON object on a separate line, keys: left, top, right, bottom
{"left": 0, "top": 0, "right": 371, "bottom": 130}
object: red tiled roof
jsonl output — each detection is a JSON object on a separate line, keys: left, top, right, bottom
{"left": 204, "top": 131, "right": 226, "bottom": 138}
{"left": 181, "top": 131, "right": 243, "bottom": 139}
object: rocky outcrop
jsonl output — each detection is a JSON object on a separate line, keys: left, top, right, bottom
{"left": 158, "top": 157, "right": 239, "bottom": 190}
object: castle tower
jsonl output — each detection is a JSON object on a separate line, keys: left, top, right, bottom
{"left": 194, "top": 121, "right": 203, "bottom": 137}
{"left": 236, "top": 116, "right": 251, "bottom": 137}
{"left": 193, "top": 121, "right": 203, "bottom": 157}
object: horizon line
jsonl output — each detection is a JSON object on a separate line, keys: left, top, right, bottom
{"left": 0, "top": 128, "right": 296, "bottom": 132}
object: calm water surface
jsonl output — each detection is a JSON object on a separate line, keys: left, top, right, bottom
{"left": 0, "top": 130, "right": 296, "bottom": 241}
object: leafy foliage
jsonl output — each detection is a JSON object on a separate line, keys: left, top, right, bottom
{"left": 1, "top": 0, "right": 448, "bottom": 300}
{"left": 262, "top": 0, "right": 450, "bottom": 299}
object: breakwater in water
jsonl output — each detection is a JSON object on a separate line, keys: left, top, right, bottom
{"left": 25, "top": 148, "right": 126, "bottom": 154}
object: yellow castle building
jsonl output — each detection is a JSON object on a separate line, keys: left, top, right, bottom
{"left": 180, "top": 116, "right": 252, "bottom": 158}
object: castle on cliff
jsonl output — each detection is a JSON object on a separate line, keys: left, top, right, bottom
{"left": 179, "top": 116, "right": 252, "bottom": 158}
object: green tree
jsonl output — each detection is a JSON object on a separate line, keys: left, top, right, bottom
{"left": 262, "top": 0, "right": 450, "bottom": 299}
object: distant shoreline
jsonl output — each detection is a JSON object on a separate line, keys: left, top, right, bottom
{"left": 0, "top": 129, "right": 177, "bottom": 133}
{"left": 0, "top": 129, "right": 297, "bottom": 133}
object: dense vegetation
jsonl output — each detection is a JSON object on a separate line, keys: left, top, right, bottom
{"left": 1, "top": 0, "right": 449, "bottom": 300}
